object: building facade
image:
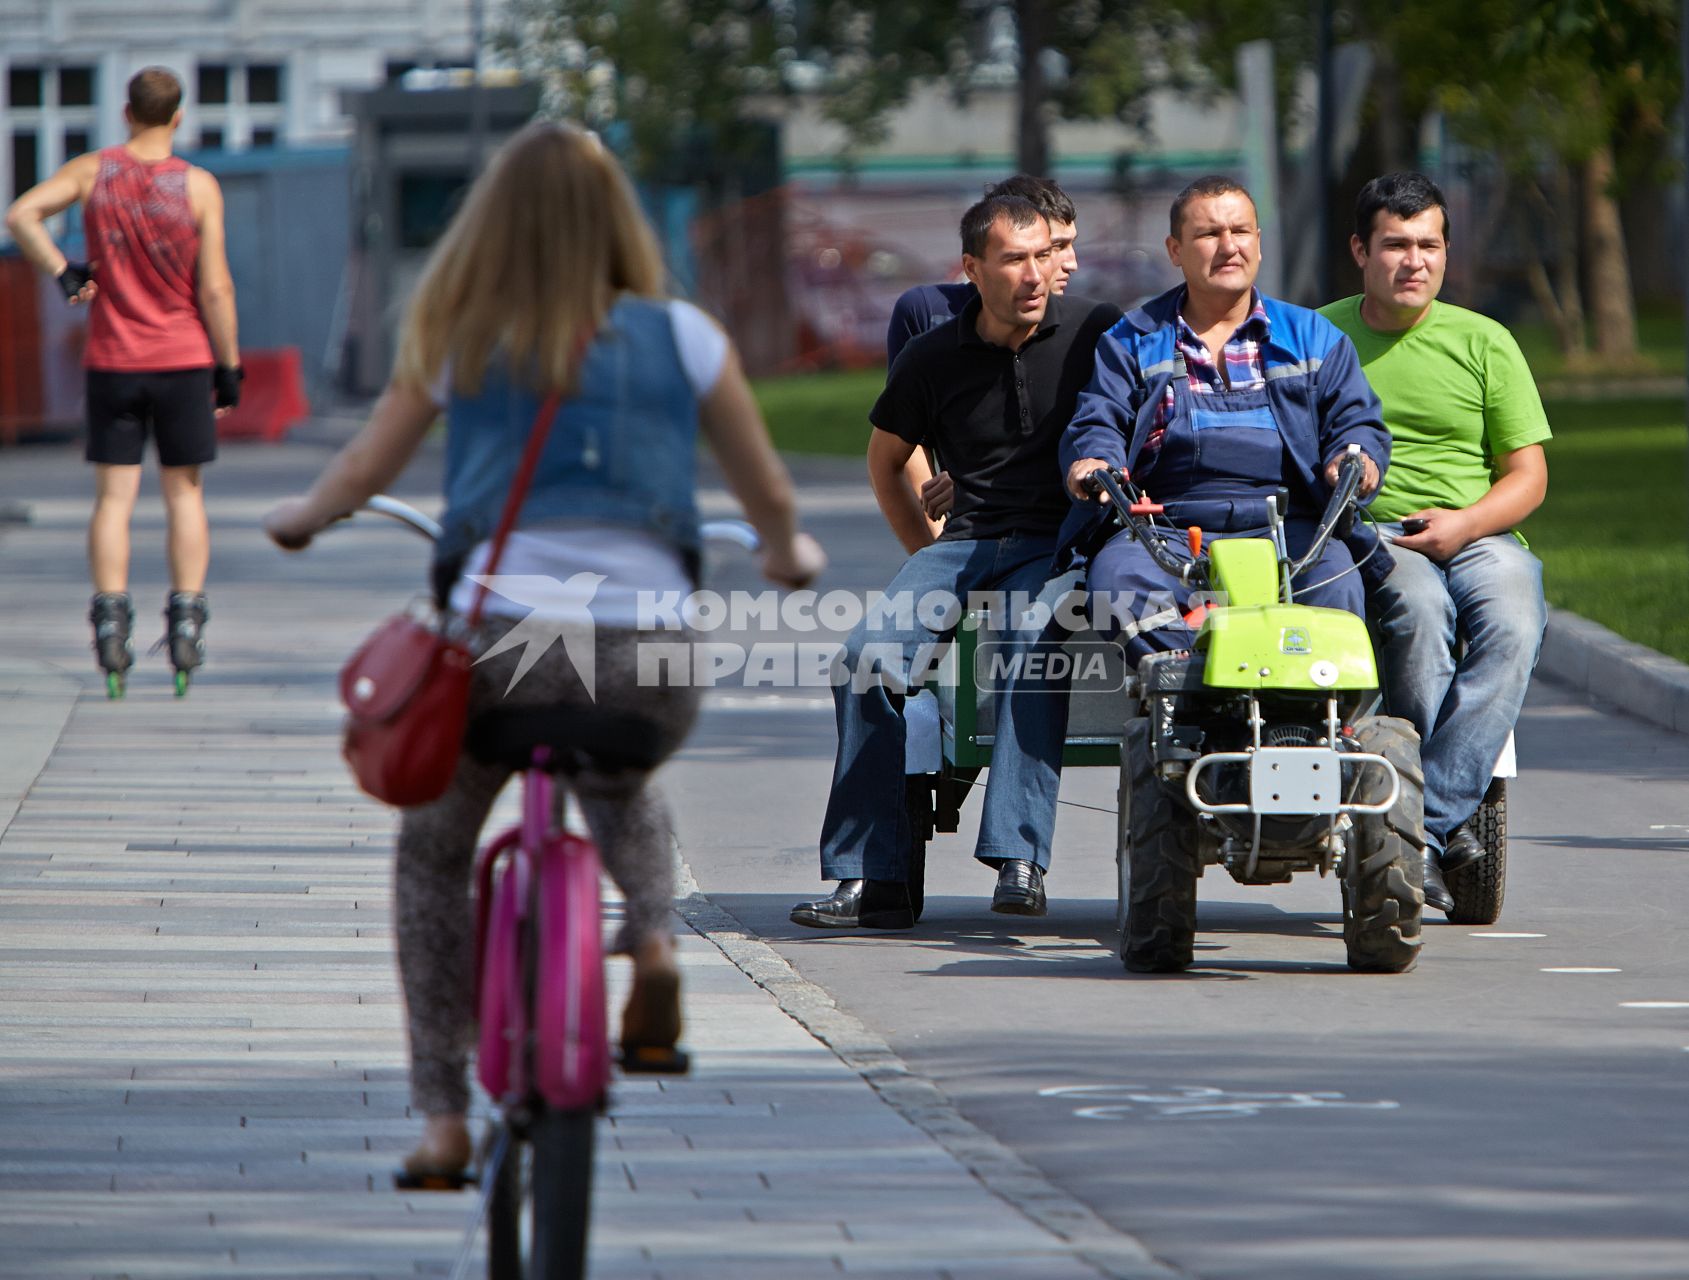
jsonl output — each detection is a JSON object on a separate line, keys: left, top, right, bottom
{"left": 0, "top": 0, "right": 479, "bottom": 213}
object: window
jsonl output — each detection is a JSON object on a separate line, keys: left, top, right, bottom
{"left": 250, "top": 126, "right": 278, "bottom": 148}
{"left": 248, "top": 63, "right": 283, "bottom": 105}
{"left": 63, "top": 128, "right": 92, "bottom": 158}
{"left": 197, "top": 64, "right": 229, "bottom": 105}
{"left": 11, "top": 131, "right": 39, "bottom": 200}
{"left": 8, "top": 67, "right": 43, "bottom": 109}
{"left": 199, "top": 127, "right": 224, "bottom": 150}
{"left": 59, "top": 66, "right": 94, "bottom": 107}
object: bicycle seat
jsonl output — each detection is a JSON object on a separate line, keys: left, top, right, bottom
{"left": 465, "top": 704, "right": 667, "bottom": 774}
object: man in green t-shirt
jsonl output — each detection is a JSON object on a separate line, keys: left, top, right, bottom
{"left": 1320, "top": 172, "right": 1550, "bottom": 914}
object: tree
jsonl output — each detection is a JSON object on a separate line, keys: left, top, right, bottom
{"left": 494, "top": 0, "right": 795, "bottom": 181}
{"left": 497, "top": 1, "right": 1188, "bottom": 183}
{"left": 1166, "top": 0, "right": 1680, "bottom": 362}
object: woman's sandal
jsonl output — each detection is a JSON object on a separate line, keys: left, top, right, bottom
{"left": 392, "top": 1122, "right": 477, "bottom": 1191}
{"left": 618, "top": 968, "right": 690, "bottom": 1075}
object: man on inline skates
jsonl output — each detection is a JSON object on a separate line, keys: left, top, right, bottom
{"left": 5, "top": 66, "right": 241, "bottom": 696}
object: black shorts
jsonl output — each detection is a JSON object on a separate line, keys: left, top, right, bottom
{"left": 85, "top": 369, "right": 218, "bottom": 467}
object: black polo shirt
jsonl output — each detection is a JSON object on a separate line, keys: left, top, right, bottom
{"left": 871, "top": 291, "right": 1122, "bottom": 541}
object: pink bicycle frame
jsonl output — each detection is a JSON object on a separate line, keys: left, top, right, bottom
{"left": 474, "top": 765, "right": 611, "bottom": 1111}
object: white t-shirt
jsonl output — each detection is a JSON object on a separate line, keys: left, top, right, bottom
{"left": 437, "top": 300, "right": 729, "bottom": 626}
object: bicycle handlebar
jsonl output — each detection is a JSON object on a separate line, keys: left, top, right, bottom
{"left": 358, "top": 495, "right": 442, "bottom": 541}
{"left": 347, "top": 498, "right": 761, "bottom": 556}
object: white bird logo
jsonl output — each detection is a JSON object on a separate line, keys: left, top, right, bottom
{"left": 467, "top": 572, "right": 607, "bottom": 697}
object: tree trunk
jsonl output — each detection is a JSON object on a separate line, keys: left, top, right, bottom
{"left": 1370, "top": 46, "right": 1412, "bottom": 174}
{"left": 1015, "top": 0, "right": 1050, "bottom": 175}
{"left": 1518, "top": 168, "right": 1586, "bottom": 357}
{"left": 1581, "top": 143, "right": 1639, "bottom": 360}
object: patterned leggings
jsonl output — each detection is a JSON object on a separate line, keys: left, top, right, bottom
{"left": 394, "top": 622, "right": 700, "bottom": 1116}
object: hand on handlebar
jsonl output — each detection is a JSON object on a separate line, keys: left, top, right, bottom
{"left": 1323, "top": 449, "right": 1380, "bottom": 498}
{"left": 263, "top": 496, "right": 327, "bottom": 551}
{"left": 1067, "top": 457, "right": 1114, "bottom": 501}
{"left": 760, "top": 531, "right": 827, "bottom": 590}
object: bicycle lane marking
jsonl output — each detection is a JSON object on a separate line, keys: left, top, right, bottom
{"left": 1037, "top": 1083, "right": 1400, "bottom": 1122}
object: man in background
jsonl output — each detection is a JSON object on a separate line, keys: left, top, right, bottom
{"left": 6, "top": 65, "right": 241, "bottom": 695}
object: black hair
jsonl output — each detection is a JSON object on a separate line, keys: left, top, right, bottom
{"left": 959, "top": 194, "right": 1046, "bottom": 259}
{"left": 1168, "top": 175, "right": 1255, "bottom": 238}
{"left": 1354, "top": 172, "right": 1450, "bottom": 245}
{"left": 984, "top": 174, "right": 1077, "bottom": 228}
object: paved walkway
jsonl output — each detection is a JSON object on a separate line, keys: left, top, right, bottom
{"left": 0, "top": 439, "right": 1153, "bottom": 1280}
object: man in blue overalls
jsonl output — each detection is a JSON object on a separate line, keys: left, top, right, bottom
{"left": 1060, "top": 176, "right": 1391, "bottom": 654}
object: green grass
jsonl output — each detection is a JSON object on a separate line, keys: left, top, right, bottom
{"left": 751, "top": 369, "right": 882, "bottom": 457}
{"left": 752, "top": 370, "right": 1689, "bottom": 663}
{"left": 1524, "top": 396, "right": 1689, "bottom": 663}
{"left": 1512, "top": 304, "right": 1685, "bottom": 380}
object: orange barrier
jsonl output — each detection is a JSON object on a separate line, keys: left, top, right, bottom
{"left": 0, "top": 258, "right": 45, "bottom": 445}
{"left": 216, "top": 346, "right": 309, "bottom": 442}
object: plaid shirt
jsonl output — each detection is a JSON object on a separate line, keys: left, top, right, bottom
{"left": 1143, "top": 290, "right": 1271, "bottom": 457}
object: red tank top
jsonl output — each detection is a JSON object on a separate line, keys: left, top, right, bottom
{"left": 82, "top": 147, "right": 213, "bottom": 371}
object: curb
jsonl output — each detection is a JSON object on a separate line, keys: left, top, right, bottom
{"left": 673, "top": 866, "right": 1194, "bottom": 1280}
{"left": 1538, "top": 607, "right": 1689, "bottom": 737}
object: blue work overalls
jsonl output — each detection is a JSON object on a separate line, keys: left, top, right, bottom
{"left": 1087, "top": 353, "right": 1365, "bottom": 661}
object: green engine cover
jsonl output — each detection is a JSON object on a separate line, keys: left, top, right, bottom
{"left": 1192, "top": 535, "right": 1378, "bottom": 690}
{"left": 1207, "top": 538, "right": 1280, "bottom": 609}
{"left": 1199, "top": 604, "right": 1378, "bottom": 689}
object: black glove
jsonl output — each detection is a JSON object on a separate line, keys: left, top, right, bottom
{"left": 57, "top": 261, "right": 93, "bottom": 301}
{"left": 213, "top": 364, "right": 244, "bottom": 410}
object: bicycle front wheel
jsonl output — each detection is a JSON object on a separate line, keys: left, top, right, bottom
{"left": 485, "top": 1124, "right": 522, "bottom": 1280}
{"left": 528, "top": 1105, "right": 597, "bottom": 1280}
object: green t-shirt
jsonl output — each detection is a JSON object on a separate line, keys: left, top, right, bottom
{"left": 1318, "top": 296, "right": 1551, "bottom": 524}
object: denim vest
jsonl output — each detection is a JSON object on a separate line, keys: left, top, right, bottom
{"left": 434, "top": 297, "right": 703, "bottom": 592}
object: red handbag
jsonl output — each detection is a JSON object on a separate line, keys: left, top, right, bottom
{"left": 339, "top": 389, "right": 564, "bottom": 806}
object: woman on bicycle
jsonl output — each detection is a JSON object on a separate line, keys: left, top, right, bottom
{"left": 264, "top": 121, "right": 824, "bottom": 1180}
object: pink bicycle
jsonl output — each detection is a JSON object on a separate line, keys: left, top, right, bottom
{"left": 348, "top": 497, "right": 750, "bottom": 1280}
{"left": 461, "top": 700, "right": 680, "bottom": 1280}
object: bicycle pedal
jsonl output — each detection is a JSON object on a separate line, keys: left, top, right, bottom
{"left": 391, "top": 1166, "right": 478, "bottom": 1192}
{"left": 619, "top": 1045, "right": 691, "bottom": 1075}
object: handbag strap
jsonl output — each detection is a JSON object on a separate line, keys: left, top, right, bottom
{"left": 463, "top": 334, "right": 592, "bottom": 629}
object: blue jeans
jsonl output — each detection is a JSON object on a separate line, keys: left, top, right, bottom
{"left": 819, "top": 534, "right": 1071, "bottom": 879}
{"left": 1369, "top": 526, "right": 1546, "bottom": 849}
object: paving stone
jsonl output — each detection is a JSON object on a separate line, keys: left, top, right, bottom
{"left": 0, "top": 449, "right": 1130, "bottom": 1279}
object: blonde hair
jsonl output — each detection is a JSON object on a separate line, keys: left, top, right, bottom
{"left": 392, "top": 121, "right": 666, "bottom": 397}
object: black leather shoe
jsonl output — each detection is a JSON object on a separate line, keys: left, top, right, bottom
{"left": 1422, "top": 851, "right": 1454, "bottom": 915}
{"left": 1441, "top": 824, "right": 1484, "bottom": 873}
{"left": 859, "top": 878, "right": 916, "bottom": 930}
{"left": 790, "top": 879, "right": 864, "bottom": 929}
{"left": 991, "top": 859, "right": 1047, "bottom": 916}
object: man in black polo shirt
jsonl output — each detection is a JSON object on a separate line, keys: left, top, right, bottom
{"left": 793, "top": 193, "right": 1121, "bottom": 930}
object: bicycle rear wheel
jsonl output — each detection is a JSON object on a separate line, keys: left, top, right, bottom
{"left": 528, "top": 1105, "right": 597, "bottom": 1280}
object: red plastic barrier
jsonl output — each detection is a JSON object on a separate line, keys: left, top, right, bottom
{"left": 0, "top": 258, "right": 44, "bottom": 445}
{"left": 216, "top": 346, "right": 309, "bottom": 442}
